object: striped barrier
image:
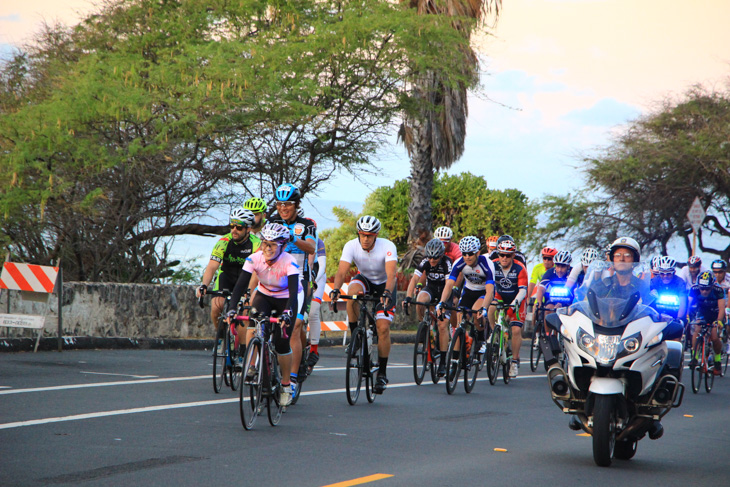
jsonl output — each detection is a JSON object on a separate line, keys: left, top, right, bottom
{"left": 1, "top": 262, "right": 60, "bottom": 352}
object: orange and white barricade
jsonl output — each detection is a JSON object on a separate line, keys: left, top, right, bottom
{"left": 317, "top": 283, "right": 350, "bottom": 345}
{"left": 0, "top": 262, "right": 61, "bottom": 352}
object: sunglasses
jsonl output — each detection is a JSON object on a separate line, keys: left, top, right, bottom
{"left": 276, "top": 201, "right": 295, "bottom": 207}
{"left": 261, "top": 241, "right": 281, "bottom": 249}
{"left": 230, "top": 224, "right": 245, "bottom": 231}
{"left": 542, "top": 257, "right": 553, "bottom": 261}
{"left": 498, "top": 253, "right": 513, "bottom": 258}
{"left": 658, "top": 271, "right": 675, "bottom": 277}
{"left": 358, "top": 232, "right": 377, "bottom": 237}
{"left": 463, "top": 251, "right": 477, "bottom": 257}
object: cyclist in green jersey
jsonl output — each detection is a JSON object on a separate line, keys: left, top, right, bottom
{"left": 197, "top": 208, "right": 261, "bottom": 337}
{"left": 528, "top": 247, "right": 557, "bottom": 297}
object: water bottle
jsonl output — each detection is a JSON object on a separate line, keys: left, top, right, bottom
{"left": 429, "top": 328, "right": 437, "bottom": 352}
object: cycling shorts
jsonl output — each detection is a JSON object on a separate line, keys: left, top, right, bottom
{"left": 251, "top": 293, "right": 293, "bottom": 355}
{"left": 350, "top": 273, "right": 396, "bottom": 322}
{"left": 459, "top": 288, "right": 485, "bottom": 310}
{"left": 417, "top": 284, "right": 444, "bottom": 305}
{"left": 495, "top": 292, "right": 526, "bottom": 327}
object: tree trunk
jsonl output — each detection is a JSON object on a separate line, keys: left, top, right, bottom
{"left": 407, "top": 116, "right": 434, "bottom": 249}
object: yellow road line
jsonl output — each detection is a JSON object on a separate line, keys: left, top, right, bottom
{"left": 321, "top": 474, "right": 394, "bottom": 487}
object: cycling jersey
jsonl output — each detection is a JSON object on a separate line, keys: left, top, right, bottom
{"left": 650, "top": 275, "right": 688, "bottom": 319}
{"left": 210, "top": 233, "right": 261, "bottom": 289}
{"left": 489, "top": 250, "right": 527, "bottom": 268}
{"left": 714, "top": 274, "right": 730, "bottom": 298}
{"left": 492, "top": 260, "right": 528, "bottom": 303}
{"left": 270, "top": 215, "right": 317, "bottom": 278}
{"left": 414, "top": 256, "right": 453, "bottom": 302}
{"left": 339, "top": 238, "right": 398, "bottom": 285}
{"left": 443, "top": 241, "right": 462, "bottom": 264}
{"left": 688, "top": 284, "right": 724, "bottom": 323}
{"left": 243, "top": 251, "right": 303, "bottom": 299}
{"left": 538, "top": 267, "right": 573, "bottom": 306}
{"left": 566, "top": 265, "right": 587, "bottom": 288}
{"left": 448, "top": 255, "right": 496, "bottom": 292}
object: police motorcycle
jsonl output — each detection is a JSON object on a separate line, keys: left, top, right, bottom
{"left": 544, "top": 261, "right": 685, "bottom": 466}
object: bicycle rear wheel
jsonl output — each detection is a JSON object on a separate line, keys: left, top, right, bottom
{"left": 267, "top": 350, "right": 283, "bottom": 426}
{"left": 486, "top": 325, "right": 500, "bottom": 385}
{"left": 345, "top": 328, "right": 364, "bottom": 405}
{"left": 723, "top": 341, "right": 729, "bottom": 376}
{"left": 240, "top": 338, "right": 263, "bottom": 430}
{"left": 464, "top": 330, "right": 479, "bottom": 393}
{"left": 690, "top": 340, "right": 702, "bottom": 394}
{"left": 413, "top": 322, "right": 429, "bottom": 385}
{"left": 429, "top": 328, "right": 440, "bottom": 384}
{"left": 503, "top": 338, "right": 512, "bottom": 385}
{"left": 290, "top": 350, "right": 306, "bottom": 406}
{"left": 212, "top": 323, "right": 227, "bottom": 393}
{"left": 229, "top": 330, "right": 242, "bottom": 391}
{"left": 530, "top": 326, "right": 542, "bottom": 372}
{"left": 445, "top": 327, "right": 464, "bottom": 395}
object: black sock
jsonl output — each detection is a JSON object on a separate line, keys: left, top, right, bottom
{"left": 349, "top": 322, "right": 358, "bottom": 332}
{"left": 378, "top": 356, "right": 388, "bottom": 376}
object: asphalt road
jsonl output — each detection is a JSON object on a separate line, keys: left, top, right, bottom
{"left": 1, "top": 343, "right": 728, "bottom": 487}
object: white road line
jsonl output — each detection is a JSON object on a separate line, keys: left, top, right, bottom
{"left": 0, "top": 375, "right": 544, "bottom": 430}
{"left": 81, "top": 372, "right": 159, "bottom": 379}
{"left": 0, "top": 375, "right": 208, "bottom": 395}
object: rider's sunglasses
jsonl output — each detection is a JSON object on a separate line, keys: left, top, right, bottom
{"left": 463, "top": 251, "right": 477, "bottom": 257}
{"left": 358, "top": 232, "right": 377, "bottom": 237}
{"left": 542, "top": 257, "right": 553, "bottom": 261}
{"left": 658, "top": 271, "right": 674, "bottom": 277}
{"left": 276, "top": 201, "right": 295, "bottom": 208}
{"left": 499, "top": 253, "right": 513, "bottom": 258}
{"left": 230, "top": 224, "right": 245, "bottom": 231}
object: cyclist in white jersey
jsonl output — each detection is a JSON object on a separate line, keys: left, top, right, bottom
{"left": 678, "top": 255, "right": 706, "bottom": 291}
{"left": 331, "top": 215, "right": 398, "bottom": 394}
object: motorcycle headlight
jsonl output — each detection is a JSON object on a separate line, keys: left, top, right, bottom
{"left": 646, "top": 332, "right": 663, "bottom": 348}
{"left": 577, "top": 328, "right": 621, "bottom": 365}
{"left": 619, "top": 332, "right": 642, "bottom": 355}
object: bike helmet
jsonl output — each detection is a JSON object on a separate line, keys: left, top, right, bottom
{"left": 657, "top": 256, "right": 677, "bottom": 273}
{"left": 424, "top": 238, "right": 445, "bottom": 259}
{"left": 651, "top": 256, "right": 661, "bottom": 272}
{"left": 230, "top": 208, "right": 255, "bottom": 227}
{"left": 243, "top": 197, "right": 267, "bottom": 213}
{"left": 496, "top": 239, "right": 516, "bottom": 254}
{"left": 580, "top": 248, "right": 599, "bottom": 267}
{"left": 434, "top": 226, "right": 453, "bottom": 240}
{"left": 608, "top": 236, "right": 640, "bottom": 262}
{"left": 356, "top": 215, "right": 381, "bottom": 233}
{"left": 697, "top": 271, "right": 715, "bottom": 288}
{"left": 688, "top": 255, "right": 702, "bottom": 267}
{"left": 554, "top": 250, "right": 573, "bottom": 266}
{"left": 541, "top": 246, "right": 558, "bottom": 258}
{"left": 275, "top": 183, "right": 301, "bottom": 202}
{"left": 711, "top": 259, "right": 728, "bottom": 271}
{"left": 486, "top": 235, "right": 499, "bottom": 250}
{"left": 260, "top": 222, "right": 290, "bottom": 243}
{"left": 458, "top": 236, "right": 481, "bottom": 254}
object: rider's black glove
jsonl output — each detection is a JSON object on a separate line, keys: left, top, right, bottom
{"left": 382, "top": 290, "right": 393, "bottom": 309}
{"left": 198, "top": 284, "right": 207, "bottom": 295}
{"left": 403, "top": 296, "right": 412, "bottom": 305}
{"left": 226, "top": 309, "right": 237, "bottom": 321}
{"left": 280, "top": 310, "right": 292, "bottom": 325}
{"left": 329, "top": 288, "right": 341, "bottom": 302}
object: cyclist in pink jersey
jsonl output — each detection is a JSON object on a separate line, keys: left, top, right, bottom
{"left": 227, "top": 223, "right": 302, "bottom": 407}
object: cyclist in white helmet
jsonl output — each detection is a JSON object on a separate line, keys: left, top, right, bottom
{"left": 331, "top": 215, "right": 398, "bottom": 394}
{"left": 566, "top": 247, "right": 599, "bottom": 291}
{"left": 678, "top": 255, "right": 707, "bottom": 291}
{"left": 197, "top": 208, "right": 261, "bottom": 343}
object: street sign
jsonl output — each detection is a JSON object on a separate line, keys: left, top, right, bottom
{"left": 687, "top": 197, "right": 705, "bottom": 233}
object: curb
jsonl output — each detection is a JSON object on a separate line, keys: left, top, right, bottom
{"left": 0, "top": 332, "right": 420, "bottom": 353}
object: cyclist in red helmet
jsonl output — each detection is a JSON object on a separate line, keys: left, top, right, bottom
{"left": 528, "top": 247, "right": 557, "bottom": 297}
{"left": 678, "top": 255, "right": 706, "bottom": 291}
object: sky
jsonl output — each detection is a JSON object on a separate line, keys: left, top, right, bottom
{"left": 2, "top": 0, "right": 730, "bottom": 268}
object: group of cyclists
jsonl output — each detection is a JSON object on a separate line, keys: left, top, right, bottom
{"left": 196, "top": 182, "right": 729, "bottom": 409}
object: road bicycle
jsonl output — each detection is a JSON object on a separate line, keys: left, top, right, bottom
{"left": 406, "top": 300, "right": 442, "bottom": 385}
{"left": 690, "top": 319, "right": 717, "bottom": 393}
{"left": 332, "top": 294, "right": 381, "bottom": 405}
{"left": 236, "top": 312, "right": 288, "bottom": 429}
{"left": 530, "top": 303, "right": 545, "bottom": 372}
{"left": 198, "top": 290, "right": 249, "bottom": 393}
{"left": 437, "top": 303, "right": 482, "bottom": 394}
{"left": 485, "top": 300, "right": 517, "bottom": 385}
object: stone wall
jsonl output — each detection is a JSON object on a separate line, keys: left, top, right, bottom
{"left": 0, "top": 283, "right": 414, "bottom": 339}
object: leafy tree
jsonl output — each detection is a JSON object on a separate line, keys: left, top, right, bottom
{"left": 0, "top": 0, "right": 477, "bottom": 281}
{"left": 529, "top": 85, "right": 730, "bottom": 261}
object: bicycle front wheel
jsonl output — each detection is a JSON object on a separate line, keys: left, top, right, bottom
{"left": 240, "top": 338, "right": 263, "bottom": 430}
{"left": 705, "top": 339, "right": 715, "bottom": 393}
{"left": 345, "top": 328, "right": 365, "bottom": 405}
{"left": 530, "top": 327, "right": 542, "bottom": 372}
{"left": 429, "top": 327, "right": 440, "bottom": 385}
{"left": 267, "top": 350, "right": 283, "bottom": 426}
{"left": 445, "top": 327, "right": 464, "bottom": 395}
{"left": 690, "top": 340, "right": 702, "bottom": 394}
{"left": 486, "top": 326, "right": 500, "bottom": 385}
{"left": 413, "top": 322, "right": 429, "bottom": 385}
{"left": 212, "top": 325, "right": 227, "bottom": 394}
{"left": 229, "top": 330, "right": 242, "bottom": 391}
{"left": 464, "top": 330, "right": 479, "bottom": 393}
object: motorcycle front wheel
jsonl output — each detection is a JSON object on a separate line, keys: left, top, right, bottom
{"left": 592, "top": 394, "right": 617, "bottom": 467}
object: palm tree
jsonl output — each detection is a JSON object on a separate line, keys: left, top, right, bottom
{"left": 399, "top": 0, "right": 501, "bottom": 248}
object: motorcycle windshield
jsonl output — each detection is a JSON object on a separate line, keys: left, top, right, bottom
{"left": 568, "top": 261, "right": 657, "bottom": 328}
